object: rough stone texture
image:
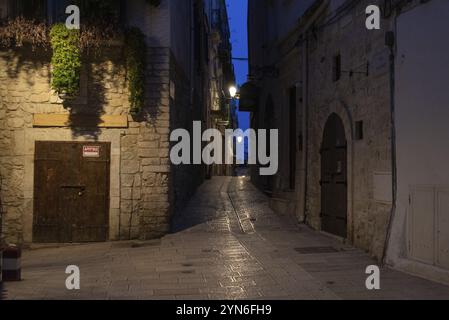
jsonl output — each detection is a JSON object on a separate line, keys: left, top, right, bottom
{"left": 169, "top": 51, "right": 206, "bottom": 216}
{"left": 249, "top": 0, "right": 398, "bottom": 261}
{"left": 0, "top": 44, "right": 187, "bottom": 244}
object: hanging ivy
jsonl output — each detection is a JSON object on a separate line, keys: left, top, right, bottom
{"left": 0, "top": 17, "right": 49, "bottom": 50}
{"left": 125, "top": 27, "right": 146, "bottom": 115}
{"left": 50, "top": 23, "right": 81, "bottom": 97}
{"left": 146, "top": 0, "right": 161, "bottom": 6}
{"left": 2, "top": 18, "right": 147, "bottom": 111}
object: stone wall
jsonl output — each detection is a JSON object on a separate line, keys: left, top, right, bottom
{"left": 0, "top": 44, "right": 175, "bottom": 244}
{"left": 248, "top": 0, "right": 396, "bottom": 260}
{"left": 169, "top": 51, "right": 206, "bottom": 217}
{"left": 305, "top": 0, "right": 393, "bottom": 259}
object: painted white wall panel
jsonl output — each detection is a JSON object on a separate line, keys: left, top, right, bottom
{"left": 410, "top": 187, "right": 435, "bottom": 265}
{"left": 0, "top": 0, "right": 7, "bottom": 19}
{"left": 388, "top": 0, "right": 449, "bottom": 274}
{"left": 438, "top": 190, "right": 449, "bottom": 269}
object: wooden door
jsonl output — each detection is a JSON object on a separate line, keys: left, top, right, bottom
{"left": 320, "top": 114, "right": 348, "bottom": 238}
{"left": 33, "top": 142, "right": 110, "bottom": 243}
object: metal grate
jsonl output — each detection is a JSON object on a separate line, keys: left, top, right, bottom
{"left": 294, "top": 247, "right": 339, "bottom": 254}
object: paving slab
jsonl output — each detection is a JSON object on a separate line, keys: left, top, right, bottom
{"left": 2, "top": 176, "right": 449, "bottom": 300}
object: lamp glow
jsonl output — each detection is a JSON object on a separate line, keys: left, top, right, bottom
{"left": 237, "top": 136, "right": 243, "bottom": 144}
{"left": 229, "top": 86, "right": 237, "bottom": 98}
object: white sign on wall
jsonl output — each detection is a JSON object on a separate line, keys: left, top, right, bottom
{"left": 83, "top": 146, "right": 101, "bottom": 158}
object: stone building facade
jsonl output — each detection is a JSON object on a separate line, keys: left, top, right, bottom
{"left": 0, "top": 0, "right": 235, "bottom": 244}
{"left": 205, "top": 0, "right": 238, "bottom": 177}
{"left": 246, "top": 0, "right": 449, "bottom": 283}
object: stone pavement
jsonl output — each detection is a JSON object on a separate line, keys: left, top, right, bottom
{"left": 2, "top": 176, "right": 449, "bottom": 300}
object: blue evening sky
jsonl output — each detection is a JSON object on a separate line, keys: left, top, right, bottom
{"left": 226, "top": 0, "right": 250, "bottom": 131}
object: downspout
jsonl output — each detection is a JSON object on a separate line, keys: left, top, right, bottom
{"left": 300, "top": 33, "right": 309, "bottom": 223}
{"left": 382, "top": 21, "right": 398, "bottom": 265}
{"left": 299, "top": 0, "right": 328, "bottom": 224}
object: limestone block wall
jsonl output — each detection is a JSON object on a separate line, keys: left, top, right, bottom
{"left": 0, "top": 45, "right": 174, "bottom": 244}
{"left": 305, "top": 0, "right": 393, "bottom": 259}
{"left": 168, "top": 51, "right": 206, "bottom": 217}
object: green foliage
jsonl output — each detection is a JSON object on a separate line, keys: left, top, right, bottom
{"left": 50, "top": 24, "right": 81, "bottom": 96}
{"left": 125, "top": 27, "right": 146, "bottom": 115}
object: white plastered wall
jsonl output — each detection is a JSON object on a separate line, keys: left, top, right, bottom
{"left": 387, "top": 0, "right": 449, "bottom": 284}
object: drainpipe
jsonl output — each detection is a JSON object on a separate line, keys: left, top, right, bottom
{"left": 300, "top": 33, "right": 309, "bottom": 223}
{"left": 382, "top": 26, "right": 398, "bottom": 266}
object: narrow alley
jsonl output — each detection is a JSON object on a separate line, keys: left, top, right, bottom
{"left": 2, "top": 176, "right": 449, "bottom": 300}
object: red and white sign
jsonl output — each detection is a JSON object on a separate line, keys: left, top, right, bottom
{"left": 83, "top": 146, "right": 100, "bottom": 158}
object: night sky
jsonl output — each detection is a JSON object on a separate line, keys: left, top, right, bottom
{"left": 226, "top": 0, "right": 250, "bottom": 131}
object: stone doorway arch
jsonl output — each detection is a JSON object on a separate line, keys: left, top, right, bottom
{"left": 320, "top": 113, "right": 348, "bottom": 238}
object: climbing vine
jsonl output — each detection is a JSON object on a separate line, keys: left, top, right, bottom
{"left": 125, "top": 27, "right": 147, "bottom": 115}
{"left": 50, "top": 23, "right": 82, "bottom": 97}
{"left": 1, "top": 13, "right": 148, "bottom": 109}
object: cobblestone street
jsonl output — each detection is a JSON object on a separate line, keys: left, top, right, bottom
{"left": 2, "top": 177, "right": 449, "bottom": 300}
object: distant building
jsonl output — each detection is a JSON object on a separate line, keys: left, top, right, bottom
{"left": 0, "top": 0, "right": 235, "bottom": 244}
{"left": 205, "top": 0, "right": 238, "bottom": 177}
{"left": 245, "top": 0, "right": 449, "bottom": 284}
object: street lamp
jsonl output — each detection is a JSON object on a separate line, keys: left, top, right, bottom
{"left": 237, "top": 136, "right": 243, "bottom": 144}
{"left": 229, "top": 86, "right": 237, "bottom": 98}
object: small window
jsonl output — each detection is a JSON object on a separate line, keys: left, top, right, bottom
{"left": 0, "top": 0, "right": 8, "bottom": 20}
{"left": 355, "top": 120, "right": 364, "bottom": 140}
{"left": 333, "top": 54, "right": 341, "bottom": 82}
{"left": 7, "top": 0, "right": 47, "bottom": 21}
{"left": 78, "top": 0, "right": 123, "bottom": 24}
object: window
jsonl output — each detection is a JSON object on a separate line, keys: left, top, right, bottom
{"left": 5, "top": 0, "right": 47, "bottom": 21}
{"left": 289, "top": 87, "right": 297, "bottom": 190}
{"left": 355, "top": 120, "right": 364, "bottom": 140}
{"left": 333, "top": 53, "right": 341, "bottom": 82}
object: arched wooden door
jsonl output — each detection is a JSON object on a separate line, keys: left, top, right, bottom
{"left": 320, "top": 113, "right": 348, "bottom": 238}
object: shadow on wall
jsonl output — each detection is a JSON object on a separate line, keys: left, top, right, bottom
{"left": 64, "top": 47, "right": 125, "bottom": 140}
{"left": 3, "top": 37, "right": 169, "bottom": 141}
{"left": 2, "top": 45, "right": 52, "bottom": 85}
